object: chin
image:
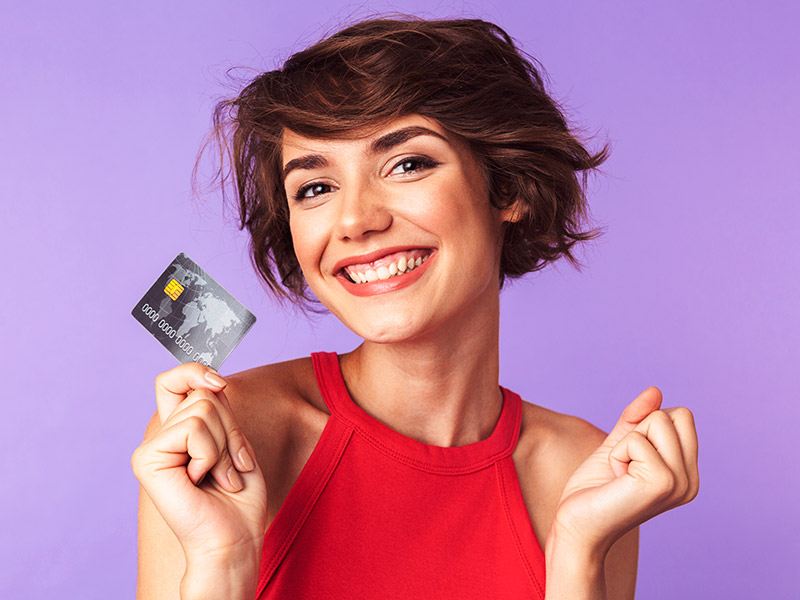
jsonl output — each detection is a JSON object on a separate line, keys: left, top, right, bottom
{"left": 344, "top": 314, "right": 430, "bottom": 345}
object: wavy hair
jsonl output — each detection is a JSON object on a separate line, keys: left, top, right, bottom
{"left": 203, "top": 16, "right": 607, "bottom": 306}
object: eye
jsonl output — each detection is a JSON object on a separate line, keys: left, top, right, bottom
{"left": 293, "top": 182, "right": 334, "bottom": 201}
{"left": 389, "top": 156, "right": 440, "bottom": 176}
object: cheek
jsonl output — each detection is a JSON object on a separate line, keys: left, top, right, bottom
{"left": 288, "top": 213, "right": 322, "bottom": 273}
{"left": 400, "top": 181, "right": 472, "bottom": 234}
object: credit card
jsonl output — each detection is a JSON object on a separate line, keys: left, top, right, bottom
{"left": 131, "top": 253, "right": 256, "bottom": 370}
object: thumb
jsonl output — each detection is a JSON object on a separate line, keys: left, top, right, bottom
{"left": 604, "top": 386, "right": 663, "bottom": 447}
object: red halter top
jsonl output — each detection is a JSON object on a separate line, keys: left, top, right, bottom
{"left": 255, "top": 352, "right": 546, "bottom": 599}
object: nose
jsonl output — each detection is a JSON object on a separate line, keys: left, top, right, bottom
{"left": 334, "top": 179, "right": 393, "bottom": 241}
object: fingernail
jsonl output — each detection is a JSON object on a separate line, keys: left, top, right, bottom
{"left": 227, "top": 466, "right": 243, "bottom": 492}
{"left": 237, "top": 447, "right": 255, "bottom": 472}
{"left": 204, "top": 370, "right": 226, "bottom": 388}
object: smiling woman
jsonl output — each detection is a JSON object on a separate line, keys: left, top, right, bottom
{"left": 206, "top": 17, "right": 607, "bottom": 307}
{"left": 282, "top": 115, "right": 515, "bottom": 343}
{"left": 132, "top": 15, "right": 699, "bottom": 600}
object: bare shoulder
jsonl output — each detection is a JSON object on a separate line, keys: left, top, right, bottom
{"left": 222, "top": 356, "right": 330, "bottom": 524}
{"left": 512, "top": 400, "right": 639, "bottom": 598}
{"left": 223, "top": 355, "right": 328, "bottom": 429}
{"left": 511, "top": 400, "right": 606, "bottom": 550}
{"left": 513, "top": 400, "right": 607, "bottom": 485}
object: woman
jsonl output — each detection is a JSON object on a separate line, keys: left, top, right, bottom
{"left": 132, "top": 17, "right": 699, "bottom": 599}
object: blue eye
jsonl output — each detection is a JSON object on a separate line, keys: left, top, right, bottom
{"left": 294, "top": 182, "right": 333, "bottom": 201}
{"left": 390, "top": 156, "right": 440, "bottom": 175}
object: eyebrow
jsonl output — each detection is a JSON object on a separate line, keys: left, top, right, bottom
{"left": 281, "top": 126, "right": 448, "bottom": 182}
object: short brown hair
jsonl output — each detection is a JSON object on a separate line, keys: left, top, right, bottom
{"left": 204, "top": 16, "right": 607, "bottom": 306}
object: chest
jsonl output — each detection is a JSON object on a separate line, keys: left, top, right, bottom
{"left": 253, "top": 404, "right": 563, "bottom": 555}
{"left": 255, "top": 413, "right": 548, "bottom": 599}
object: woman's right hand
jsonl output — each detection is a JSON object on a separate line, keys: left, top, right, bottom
{"left": 131, "top": 363, "right": 267, "bottom": 588}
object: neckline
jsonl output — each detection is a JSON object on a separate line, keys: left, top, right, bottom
{"left": 311, "top": 351, "right": 522, "bottom": 474}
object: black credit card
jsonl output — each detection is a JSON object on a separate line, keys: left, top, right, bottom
{"left": 131, "top": 253, "right": 256, "bottom": 370}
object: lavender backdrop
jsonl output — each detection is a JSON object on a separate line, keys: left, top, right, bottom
{"left": 2, "top": 1, "right": 797, "bottom": 598}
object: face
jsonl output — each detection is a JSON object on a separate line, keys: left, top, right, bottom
{"left": 282, "top": 114, "right": 516, "bottom": 343}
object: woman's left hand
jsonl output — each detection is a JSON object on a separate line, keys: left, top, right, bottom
{"left": 548, "top": 387, "right": 699, "bottom": 555}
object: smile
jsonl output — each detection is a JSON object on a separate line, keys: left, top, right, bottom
{"left": 343, "top": 249, "right": 431, "bottom": 284}
{"left": 334, "top": 248, "right": 436, "bottom": 297}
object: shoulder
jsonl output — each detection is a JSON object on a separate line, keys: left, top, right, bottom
{"left": 514, "top": 399, "right": 606, "bottom": 480}
{"left": 222, "top": 355, "right": 330, "bottom": 457}
{"left": 511, "top": 399, "right": 606, "bottom": 550}
{"left": 223, "top": 355, "right": 328, "bottom": 424}
{"left": 222, "top": 356, "right": 330, "bottom": 522}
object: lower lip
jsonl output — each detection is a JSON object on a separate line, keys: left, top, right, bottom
{"left": 336, "top": 252, "right": 436, "bottom": 297}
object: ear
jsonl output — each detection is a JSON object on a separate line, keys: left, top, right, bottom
{"left": 500, "top": 198, "right": 526, "bottom": 224}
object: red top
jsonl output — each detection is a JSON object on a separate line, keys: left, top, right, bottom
{"left": 256, "top": 352, "right": 546, "bottom": 599}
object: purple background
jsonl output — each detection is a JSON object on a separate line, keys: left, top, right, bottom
{"left": 2, "top": 1, "right": 798, "bottom": 597}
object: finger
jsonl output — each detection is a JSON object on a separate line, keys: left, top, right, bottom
{"left": 154, "top": 362, "right": 227, "bottom": 424}
{"left": 604, "top": 386, "right": 663, "bottom": 448}
{"left": 182, "top": 417, "right": 241, "bottom": 493}
{"left": 166, "top": 387, "right": 254, "bottom": 475}
{"left": 163, "top": 391, "right": 243, "bottom": 493}
{"left": 216, "top": 389, "right": 256, "bottom": 473}
{"left": 133, "top": 415, "right": 219, "bottom": 487}
{"left": 608, "top": 430, "right": 677, "bottom": 505}
{"left": 633, "top": 410, "right": 689, "bottom": 499}
{"left": 662, "top": 407, "right": 700, "bottom": 504}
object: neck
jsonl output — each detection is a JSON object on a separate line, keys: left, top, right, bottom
{"left": 339, "top": 287, "right": 503, "bottom": 448}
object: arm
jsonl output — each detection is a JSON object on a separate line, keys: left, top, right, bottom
{"left": 137, "top": 412, "right": 185, "bottom": 599}
{"left": 532, "top": 418, "right": 638, "bottom": 600}
{"left": 132, "top": 365, "right": 268, "bottom": 600}
{"left": 544, "top": 526, "right": 638, "bottom": 600}
{"left": 136, "top": 412, "right": 262, "bottom": 600}
{"left": 604, "top": 527, "right": 639, "bottom": 599}
{"left": 545, "top": 387, "right": 698, "bottom": 600}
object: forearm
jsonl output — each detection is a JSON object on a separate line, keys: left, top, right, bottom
{"left": 181, "top": 551, "right": 261, "bottom": 600}
{"left": 544, "top": 535, "right": 608, "bottom": 600}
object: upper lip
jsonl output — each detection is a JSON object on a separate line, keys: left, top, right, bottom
{"left": 332, "top": 245, "right": 434, "bottom": 273}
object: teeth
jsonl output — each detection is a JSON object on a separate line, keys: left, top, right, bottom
{"left": 345, "top": 251, "right": 432, "bottom": 284}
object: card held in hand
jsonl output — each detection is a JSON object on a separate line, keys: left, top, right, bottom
{"left": 132, "top": 253, "right": 256, "bottom": 370}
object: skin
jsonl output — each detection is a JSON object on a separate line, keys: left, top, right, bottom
{"left": 133, "top": 114, "right": 699, "bottom": 599}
